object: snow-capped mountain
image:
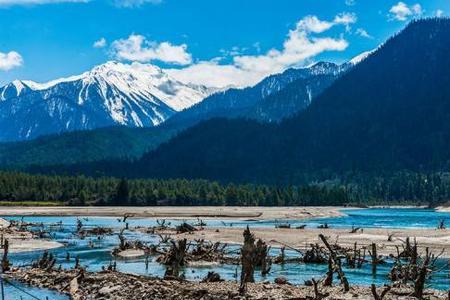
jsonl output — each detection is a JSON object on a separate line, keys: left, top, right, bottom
{"left": 166, "top": 59, "right": 354, "bottom": 127}
{"left": 0, "top": 61, "right": 214, "bottom": 141}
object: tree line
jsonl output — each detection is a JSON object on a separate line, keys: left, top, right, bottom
{"left": 0, "top": 171, "right": 349, "bottom": 206}
{"left": 0, "top": 171, "right": 449, "bottom": 207}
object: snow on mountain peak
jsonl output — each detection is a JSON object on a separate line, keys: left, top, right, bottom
{"left": 0, "top": 61, "right": 215, "bottom": 141}
{"left": 348, "top": 49, "right": 375, "bottom": 65}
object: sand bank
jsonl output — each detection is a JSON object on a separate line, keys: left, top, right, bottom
{"left": 0, "top": 206, "right": 347, "bottom": 220}
{"left": 0, "top": 218, "right": 64, "bottom": 253}
{"left": 436, "top": 206, "right": 450, "bottom": 212}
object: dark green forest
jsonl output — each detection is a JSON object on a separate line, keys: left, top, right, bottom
{"left": 0, "top": 171, "right": 448, "bottom": 207}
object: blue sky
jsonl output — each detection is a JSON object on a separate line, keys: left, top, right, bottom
{"left": 0, "top": 0, "right": 449, "bottom": 87}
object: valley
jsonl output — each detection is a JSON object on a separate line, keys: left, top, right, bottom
{"left": 0, "top": 4, "right": 450, "bottom": 299}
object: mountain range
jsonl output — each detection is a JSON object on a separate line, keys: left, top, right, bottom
{"left": 4, "top": 18, "right": 448, "bottom": 186}
{"left": 129, "top": 18, "right": 450, "bottom": 184}
{"left": 0, "top": 62, "right": 212, "bottom": 142}
{"left": 38, "top": 18, "right": 450, "bottom": 184}
{"left": 0, "top": 53, "right": 365, "bottom": 166}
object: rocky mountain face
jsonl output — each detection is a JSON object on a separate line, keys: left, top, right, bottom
{"left": 0, "top": 61, "right": 213, "bottom": 142}
{"left": 166, "top": 61, "right": 351, "bottom": 127}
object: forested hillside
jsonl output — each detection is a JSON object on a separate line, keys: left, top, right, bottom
{"left": 0, "top": 126, "right": 175, "bottom": 166}
{"left": 133, "top": 18, "right": 450, "bottom": 183}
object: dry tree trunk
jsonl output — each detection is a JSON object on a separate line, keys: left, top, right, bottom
{"left": 164, "top": 238, "right": 187, "bottom": 279}
{"left": 413, "top": 247, "right": 431, "bottom": 299}
{"left": 256, "top": 239, "right": 271, "bottom": 276}
{"left": 371, "top": 243, "right": 378, "bottom": 275}
{"left": 240, "top": 226, "right": 257, "bottom": 295}
{"left": 312, "top": 278, "right": 328, "bottom": 300}
{"left": 1, "top": 239, "right": 9, "bottom": 272}
{"left": 319, "top": 234, "right": 350, "bottom": 292}
{"left": 371, "top": 284, "right": 391, "bottom": 300}
{"left": 323, "top": 257, "right": 333, "bottom": 286}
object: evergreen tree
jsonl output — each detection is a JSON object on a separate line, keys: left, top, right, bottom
{"left": 111, "top": 178, "right": 130, "bottom": 205}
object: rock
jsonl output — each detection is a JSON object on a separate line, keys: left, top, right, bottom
{"left": 201, "top": 271, "right": 222, "bottom": 283}
{"left": 98, "top": 285, "right": 121, "bottom": 296}
{"left": 274, "top": 276, "right": 289, "bottom": 285}
{"left": 115, "top": 249, "right": 146, "bottom": 259}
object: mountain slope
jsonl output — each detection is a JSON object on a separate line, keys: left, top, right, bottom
{"left": 166, "top": 62, "right": 347, "bottom": 127}
{"left": 131, "top": 18, "right": 450, "bottom": 183}
{"left": 0, "top": 58, "right": 357, "bottom": 168}
{"left": 0, "top": 126, "right": 175, "bottom": 167}
{"left": 0, "top": 62, "right": 212, "bottom": 142}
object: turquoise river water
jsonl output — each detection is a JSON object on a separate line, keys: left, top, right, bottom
{"left": 2, "top": 208, "right": 450, "bottom": 299}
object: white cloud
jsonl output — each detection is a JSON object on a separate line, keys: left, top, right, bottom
{"left": 0, "top": 51, "right": 23, "bottom": 71}
{"left": 355, "top": 28, "right": 373, "bottom": 39}
{"left": 111, "top": 34, "right": 192, "bottom": 65}
{"left": 113, "top": 0, "right": 161, "bottom": 8}
{"left": 389, "top": 2, "right": 422, "bottom": 21}
{"left": 93, "top": 37, "right": 107, "bottom": 48}
{"left": 166, "top": 14, "right": 352, "bottom": 88}
{"left": 436, "top": 9, "right": 444, "bottom": 17}
{"left": 0, "top": 0, "right": 87, "bottom": 6}
{"left": 345, "top": 0, "right": 355, "bottom": 6}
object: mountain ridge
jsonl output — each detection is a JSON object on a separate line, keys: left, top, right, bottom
{"left": 0, "top": 61, "right": 213, "bottom": 141}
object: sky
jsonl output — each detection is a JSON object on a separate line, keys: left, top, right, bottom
{"left": 0, "top": 0, "right": 449, "bottom": 88}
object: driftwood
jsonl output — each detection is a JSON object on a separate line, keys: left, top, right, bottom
{"left": 176, "top": 223, "right": 197, "bottom": 234}
{"left": 350, "top": 225, "right": 362, "bottom": 233}
{"left": 274, "top": 247, "right": 285, "bottom": 264}
{"left": 303, "top": 243, "right": 328, "bottom": 264}
{"left": 275, "top": 223, "right": 291, "bottom": 229}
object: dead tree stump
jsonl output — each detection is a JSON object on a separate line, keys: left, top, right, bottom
{"left": 240, "top": 226, "right": 257, "bottom": 295}
{"left": 413, "top": 248, "right": 431, "bottom": 299}
{"left": 371, "top": 284, "right": 391, "bottom": 300}
{"left": 1, "top": 239, "right": 9, "bottom": 272}
{"left": 323, "top": 257, "right": 333, "bottom": 286}
{"left": 163, "top": 239, "right": 187, "bottom": 279}
{"left": 255, "top": 239, "right": 271, "bottom": 276}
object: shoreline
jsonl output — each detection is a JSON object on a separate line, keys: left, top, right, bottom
{"left": 7, "top": 268, "right": 448, "bottom": 300}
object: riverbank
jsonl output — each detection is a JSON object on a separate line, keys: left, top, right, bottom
{"left": 437, "top": 206, "right": 450, "bottom": 212}
{"left": 0, "top": 206, "right": 347, "bottom": 220}
{"left": 7, "top": 267, "right": 448, "bottom": 300}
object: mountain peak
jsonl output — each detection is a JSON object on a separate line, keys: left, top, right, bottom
{"left": 0, "top": 61, "right": 214, "bottom": 141}
{"left": 348, "top": 50, "right": 375, "bottom": 66}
